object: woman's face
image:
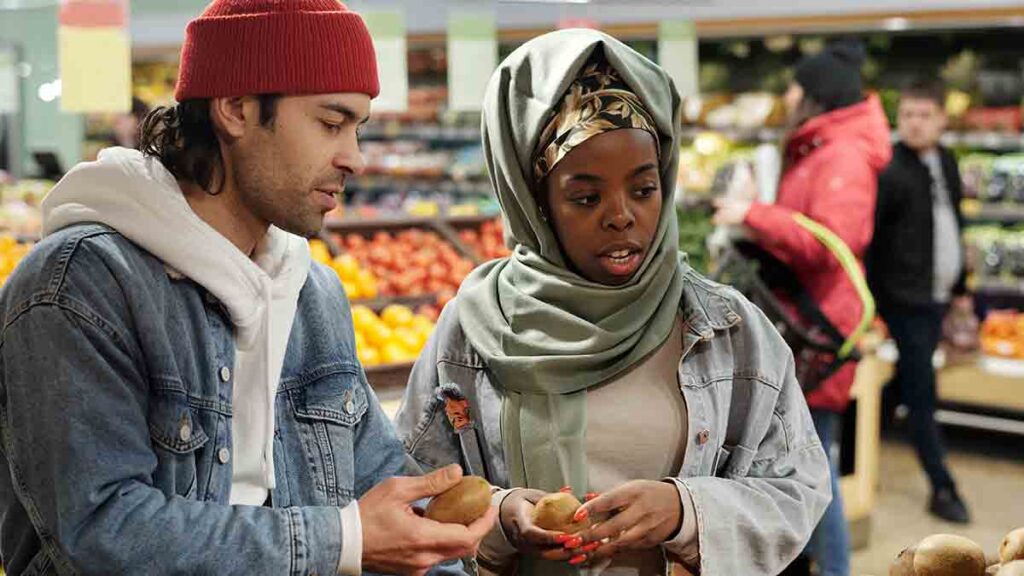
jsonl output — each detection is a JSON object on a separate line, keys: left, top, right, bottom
{"left": 543, "top": 128, "right": 662, "bottom": 286}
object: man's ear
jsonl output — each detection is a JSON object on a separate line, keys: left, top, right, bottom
{"left": 209, "top": 96, "right": 250, "bottom": 140}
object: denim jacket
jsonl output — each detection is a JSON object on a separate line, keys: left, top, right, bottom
{"left": 395, "top": 269, "right": 831, "bottom": 575}
{"left": 0, "top": 224, "right": 411, "bottom": 575}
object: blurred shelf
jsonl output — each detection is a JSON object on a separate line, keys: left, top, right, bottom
{"left": 350, "top": 294, "right": 438, "bottom": 311}
{"left": 941, "top": 130, "right": 1024, "bottom": 151}
{"left": 364, "top": 361, "right": 414, "bottom": 392}
{"left": 963, "top": 204, "right": 1024, "bottom": 224}
{"left": 325, "top": 214, "right": 494, "bottom": 233}
{"left": 975, "top": 280, "right": 1024, "bottom": 298}
{"left": 979, "top": 355, "right": 1024, "bottom": 378}
{"left": 679, "top": 126, "right": 784, "bottom": 144}
{"left": 677, "top": 127, "right": 1024, "bottom": 151}
{"left": 360, "top": 128, "right": 480, "bottom": 147}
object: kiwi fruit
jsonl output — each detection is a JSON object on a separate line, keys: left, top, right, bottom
{"left": 1000, "top": 528, "right": 1024, "bottom": 564}
{"left": 913, "top": 534, "right": 987, "bottom": 576}
{"left": 890, "top": 545, "right": 917, "bottom": 576}
{"left": 530, "top": 492, "right": 590, "bottom": 534}
{"left": 997, "top": 561, "right": 1024, "bottom": 576}
{"left": 424, "top": 475, "right": 491, "bottom": 526}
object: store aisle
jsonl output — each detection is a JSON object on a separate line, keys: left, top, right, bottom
{"left": 853, "top": 430, "right": 1024, "bottom": 575}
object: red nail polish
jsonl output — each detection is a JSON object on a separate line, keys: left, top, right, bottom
{"left": 573, "top": 508, "right": 589, "bottom": 522}
{"left": 564, "top": 536, "right": 583, "bottom": 549}
{"left": 584, "top": 492, "right": 598, "bottom": 502}
{"left": 581, "top": 542, "right": 600, "bottom": 553}
{"left": 569, "top": 554, "right": 587, "bottom": 566}
{"left": 555, "top": 534, "right": 572, "bottom": 544}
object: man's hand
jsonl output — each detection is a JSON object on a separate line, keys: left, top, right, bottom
{"left": 569, "top": 480, "right": 682, "bottom": 564}
{"left": 711, "top": 198, "right": 753, "bottom": 227}
{"left": 360, "top": 464, "right": 499, "bottom": 576}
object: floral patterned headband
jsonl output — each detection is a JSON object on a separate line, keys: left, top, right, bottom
{"left": 533, "top": 57, "right": 661, "bottom": 183}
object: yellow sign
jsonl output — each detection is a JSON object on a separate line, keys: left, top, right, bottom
{"left": 59, "top": 26, "right": 131, "bottom": 113}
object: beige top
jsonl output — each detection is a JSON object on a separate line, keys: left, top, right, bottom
{"left": 585, "top": 316, "right": 687, "bottom": 575}
{"left": 481, "top": 316, "right": 696, "bottom": 574}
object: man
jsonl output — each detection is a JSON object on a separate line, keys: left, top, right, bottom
{"left": 866, "top": 77, "right": 971, "bottom": 524}
{"left": 0, "top": 1, "right": 496, "bottom": 574}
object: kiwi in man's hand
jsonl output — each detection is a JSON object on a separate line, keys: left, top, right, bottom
{"left": 890, "top": 545, "right": 917, "bottom": 576}
{"left": 1000, "top": 528, "right": 1024, "bottom": 564}
{"left": 424, "top": 475, "right": 492, "bottom": 526}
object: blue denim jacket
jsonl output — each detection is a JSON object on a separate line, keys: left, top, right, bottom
{"left": 396, "top": 269, "right": 831, "bottom": 575}
{"left": 0, "top": 224, "right": 412, "bottom": 575}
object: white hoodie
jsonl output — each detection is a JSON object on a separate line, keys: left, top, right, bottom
{"left": 41, "top": 147, "right": 309, "bottom": 503}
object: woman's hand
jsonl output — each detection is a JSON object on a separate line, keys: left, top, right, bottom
{"left": 568, "top": 480, "right": 683, "bottom": 564}
{"left": 500, "top": 488, "right": 580, "bottom": 561}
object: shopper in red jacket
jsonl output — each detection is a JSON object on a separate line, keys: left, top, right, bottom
{"left": 713, "top": 40, "right": 892, "bottom": 576}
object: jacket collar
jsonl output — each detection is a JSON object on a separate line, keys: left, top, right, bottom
{"left": 680, "top": 272, "right": 742, "bottom": 341}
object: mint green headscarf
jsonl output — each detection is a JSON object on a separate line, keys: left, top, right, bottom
{"left": 457, "top": 29, "right": 686, "bottom": 504}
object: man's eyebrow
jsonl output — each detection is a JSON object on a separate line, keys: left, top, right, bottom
{"left": 320, "top": 103, "right": 370, "bottom": 125}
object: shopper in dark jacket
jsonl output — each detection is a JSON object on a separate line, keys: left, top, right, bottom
{"left": 714, "top": 40, "right": 892, "bottom": 576}
{"left": 866, "top": 77, "right": 971, "bottom": 524}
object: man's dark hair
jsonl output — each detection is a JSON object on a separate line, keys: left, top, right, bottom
{"left": 901, "top": 77, "right": 946, "bottom": 108}
{"left": 138, "top": 94, "right": 281, "bottom": 193}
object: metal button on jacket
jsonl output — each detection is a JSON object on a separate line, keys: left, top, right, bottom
{"left": 219, "top": 366, "right": 231, "bottom": 382}
{"left": 218, "top": 448, "right": 231, "bottom": 465}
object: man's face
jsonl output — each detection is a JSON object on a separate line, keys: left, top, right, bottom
{"left": 228, "top": 93, "right": 369, "bottom": 238}
{"left": 784, "top": 83, "right": 804, "bottom": 120}
{"left": 898, "top": 96, "right": 947, "bottom": 152}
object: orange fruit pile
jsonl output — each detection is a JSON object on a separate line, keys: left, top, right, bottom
{"left": 0, "top": 235, "right": 33, "bottom": 287}
{"left": 980, "top": 311, "right": 1024, "bottom": 359}
{"left": 309, "top": 239, "right": 380, "bottom": 301}
{"left": 352, "top": 304, "right": 435, "bottom": 366}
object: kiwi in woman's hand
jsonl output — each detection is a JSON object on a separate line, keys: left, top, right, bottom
{"left": 913, "top": 534, "right": 987, "bottom": 576}
{"left": 530, "top": 492, "right": 591, "bottom": 534}
{"left": 1000, "top": 528, "right": 1024, "bottom": 564}
{"left": 424, "top": 475, "right": 492, "bottom": 526}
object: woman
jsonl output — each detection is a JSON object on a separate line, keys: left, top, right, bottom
{"left": 713, "top": 41, "right": 893, "bottom": 576}
{"left": 396, "top": 29, "right": 830, "bottom": 575}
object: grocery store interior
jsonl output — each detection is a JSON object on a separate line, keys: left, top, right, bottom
{"left": 2, "top": 1, "right": 1024, "bottom": 575}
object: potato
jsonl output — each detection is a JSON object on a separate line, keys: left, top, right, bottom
{"left": 890, "top": 545, "right": 917, "bottom": 576}
{"left": 998, "top": 561, "right": 1024, "bottom": 576}
{"left": 424, "top": 475, "right": 492, "bottom": 526}
{"left": 531, "top": 492, "right": 590, "bottom": 534}
{"left": 1000, "top": 528, "right": 1024, "bottom": 564}
{"left": 913, "top": 534, "right": 987, "bottom": 576}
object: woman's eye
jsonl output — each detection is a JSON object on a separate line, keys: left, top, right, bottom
{"left": 636, "top": 185, "right": 659, "bottom": 198}
{"left": 570, "top": 193, "right": 599, "bottom": 207}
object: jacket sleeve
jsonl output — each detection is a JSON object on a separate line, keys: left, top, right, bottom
{"left": 745, "top": 152, "right": 878, "bottom": 269}
{"left": 395, "top": 303, "right": 515, "bottom": 571}
{"left": 0, "top": 302, "right": 344, "bottom": 576}
{"left": 679, "top": 298, "right": 832, "bottom": 575}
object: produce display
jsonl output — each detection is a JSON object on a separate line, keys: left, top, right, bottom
{"left": 964, "top": 226, "right": 1024, "bottom": 288}
{"left": 961, "top": 154, "right": 1024, "bottom": 204}
{"left": 0, "top": 235, "right": 34, "bottom": 287}
{"left": 424, "top": 475, "right": 491, "bottom": 526}
{"left": 979, "top": 310, "right": 1024, "bottom": 359}
{"left": 309, "top": 239, "right": 380, "bottom": 301}
{"left": 890, "top": 527, "right": 1024, "bottom": 576}
{"left": 351, "top": 304, "right": 435, "bottom": 366}
{"left": 0, "top": 179, "right": 49, "bottom": 238}
{"left": 458, "top": 218, "right": 511, "bottom": 261}
{"left": 331, "top": 229, "right": 474, "bottom": 304}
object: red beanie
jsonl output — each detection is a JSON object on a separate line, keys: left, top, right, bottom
{"left": 174, "top": 0, "right": 379, "bottom": 101}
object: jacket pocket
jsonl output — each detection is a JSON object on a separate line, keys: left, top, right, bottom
{"left": 715, "top": 444, "right": 757, "bottom": 479}
{"left": 288, "top": 364, "right": 367, "bottom": 505}
{"left": 148, "top": 390, "right": 209, "bottom": 499}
